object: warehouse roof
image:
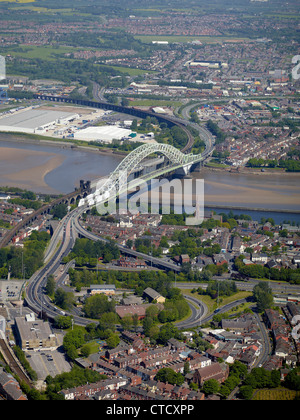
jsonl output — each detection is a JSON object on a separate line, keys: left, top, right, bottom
{"left": 74, "top": 125, "right": 132, "bottom": 142}
{"left": 0, "top": 108, "right": 76, "bottom": 131}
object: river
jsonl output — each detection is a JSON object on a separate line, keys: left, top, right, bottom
{"left": 0, "top": 139, "right": 122, "bottom": 195}
{"left": 0, "top": 139, "right": 299, "bottom": 224}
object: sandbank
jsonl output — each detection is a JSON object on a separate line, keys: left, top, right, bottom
{"left": 1, "top": 147, "right": 65, "bottom": 193}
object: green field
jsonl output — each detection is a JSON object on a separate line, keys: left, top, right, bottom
{"left": 2, "top": 46, "right": 156, "bottom": 77}
{"left": 4, "top": 45, "right": 79, "bottom": 61}
{"left": 182, "top": 288, "right": 252, "bottom": 315}
{"left": 253, "top": 388, "right": 300, "bottom": 400}
{"left": 110, "top": 65, "right": 156, "bottom": 76}
{"left": 135, "top": 35, "right": 250, "bottom": 44}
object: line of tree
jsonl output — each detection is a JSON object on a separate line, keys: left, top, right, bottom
{"left": 198, "top": 280, "right": 238, "bottom": 300}
{"left": 234, "top": 256, "right": 300, "bottom": 285}
{"left": 65, "top": 238, "right": 120, "bottom": 266}
{"left": 207, "top": 120, "right": 227, "bottom": 144}
{"left": 247, "top": 157, "right": 300, "bottom": 172}
{"left": 0, "top": 231, "right": 50, "bottom": 279}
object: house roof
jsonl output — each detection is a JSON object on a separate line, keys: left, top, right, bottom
{"left": 143, "top": 287, "right": 162, "bottom": 300}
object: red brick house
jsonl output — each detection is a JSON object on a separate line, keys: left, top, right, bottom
{"left": 193, "top": 362, "right": 229, "bottom": 387}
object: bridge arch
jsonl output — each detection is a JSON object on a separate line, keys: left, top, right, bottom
{"left": 80, "top": 143, "right": 203, "bottom": 207}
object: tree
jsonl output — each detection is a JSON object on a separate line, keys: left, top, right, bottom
{"left": 132, "top": 313, "right": 139, "bottom": 331}
{"left": 284, "top": 369, "right": 300, "bottom": 391}
{"left": 121, "top": 97, "right": 129, "bottom": 107}
{"left": 244, "top": 367, "right": 280, "bottom": 389}
{"left": 51, "top": 203, "right": 68, "bottom": 220}
{"left": 230, "top": 361, "right": 247, "bottom": 379}
{"left": 54, "top": 288, "right": 74, "bottom": 311}
{"left": 239, "top": 385, "right": 254, "bottom": 400}
{"left": 143, "top": 316, "right": 154, "bottom": 336}
{"left": 202, "top": 379, "right": 220, "bottom": 395}
{"left": 84, "top": 294, "right": 115, "bottom": 319}
{"left": 80, "top": 344, "right": 92, "bottom": 358}
{"left": 45, "top": 275, "right": 55, "bottom": 297}
{"left": 131, "top": 120, "right": 138, "bottom": 130}
{"left": 148, "top": 325, "right": 160, "bottom": 342}
{"left": 184, "top": 361, "right": 190, "bottom": 375}
{"left": 120, "top": 314, "right": 133, "bottom": 331}
{"left": 98, "top": 312, "right": 119, "bottom": 331}
{"left": 21, "top": 190, "right": 36, "bottom": 200}
{"left": 155, "top": 368, "right": 184, "bottom": 386}
{"left": 106, "top": 333, "right": 120, "bottom": 349}
{"left": 63, "top": 328, "right": 85, "bottom": 359}
{"left": 158, "top": 323, "right": 181, "bottom": 345}
{"left": 253, "top": 282, "right": 273, "bottom": 312}
{"left": 54, "top": 316, "right": 73, "bottom": 330}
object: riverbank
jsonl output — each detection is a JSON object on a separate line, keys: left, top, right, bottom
{"left": 204, "top": 204, "right": 300, "bottom": 214}
{"left": 203, "top": 164, "right": 300, "bottom": 176}
{"left": 192, "top": 168, "right": 300, "bottom": 213}
{"left": 0, "top": 146, "right": 65, "bottom": 194}
{"left": 0, "top": 132, "right": 128, "bottom": 158}
{"left": 0, "top": 136, "right": 299, "bottom": 217}
{"left": 0, "top": 138, "right": 123, "bottom": 195}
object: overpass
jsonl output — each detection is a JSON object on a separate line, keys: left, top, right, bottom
{"left": 72, "top": 206, "right": 182, "bottom": 272}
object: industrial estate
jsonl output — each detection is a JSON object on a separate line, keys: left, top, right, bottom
{"left": 0, "top": 0, "right": 299, "bottom": 405}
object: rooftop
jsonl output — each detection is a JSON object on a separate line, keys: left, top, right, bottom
{"left": 0, "top": 108, "right": 77, "bottom": 132}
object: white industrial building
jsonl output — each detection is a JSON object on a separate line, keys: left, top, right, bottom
{"left": 0, "top": 107, "right": 79, "bottom": 134}
{"left": 74, "top": 125, "right": 133, "bottom": 144}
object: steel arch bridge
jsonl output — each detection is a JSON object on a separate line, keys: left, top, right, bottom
{"left": 79, "top": 143, "right": 204, "bottom": 208}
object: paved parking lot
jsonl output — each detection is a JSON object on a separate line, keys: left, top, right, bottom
{"left": 0, "top": 280, "right": 25, "bottom": 303}
{"left": 26, "top": 349, "right": 72, "bottom": 381}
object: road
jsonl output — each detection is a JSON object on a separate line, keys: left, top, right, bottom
{"left": 73, "top": 206, "right": 183, "bottom": 272}
{"left": 252, "top": 312, "right": 272, "bottom": 368}
{"left": 23, "top": 205, "right": 226, "bottom": 330}
{"left": 92, "top": 81, "right": 107, "bottom": 103}
{"left": 178, "top": 102, "right": 215, "bottom": 157}
{"left": 26, "top": 203, "right": 300, "bottom": 331}
{"left": 175, "top": 294, "right": 208, "bottom": 329}
{"left": 25, "top": 210, "right": 94, "bottom": 327}
{"left": 176, "top": 280, "right": 300, "bottom": 295}
{"left": 25, "top": 205, "right": 182, "bottom": 326}
{"left": 23, "top": 101, "right": 299, "bottom": 332}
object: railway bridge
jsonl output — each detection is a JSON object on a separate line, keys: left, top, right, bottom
{"left": 0, "top": 182, "right": 90, "bottom": 249}
{"left": 0, "top": 96, "right": 214, "bottom": 248}
{"left": 33, "top": 94, "right": 195, "bottom": 153}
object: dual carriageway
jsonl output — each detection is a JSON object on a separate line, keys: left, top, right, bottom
{"left": 23, "top": 96, "right": 214, "bottom": 327}
{"left": 19, "top": 96, "right": 300, "bottom": 331}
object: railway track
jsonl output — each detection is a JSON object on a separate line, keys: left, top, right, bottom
{"left": 34, "top": 94, "right": 196, "bottom": 153}
{"left": 0, "top": 189, "right": 84, "bottom": 250}
{"left": 0, "top": 335, "right": 31, "bottom": 385}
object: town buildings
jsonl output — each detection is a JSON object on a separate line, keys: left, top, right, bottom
{"left": 56, "top": 298, "right": 300, "bottom": 401}
{"left": 0, "top": 368, "right": 27, "bottom": 401}
{"left": 14, "top": 313, "right": 59, "bottom": 352}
